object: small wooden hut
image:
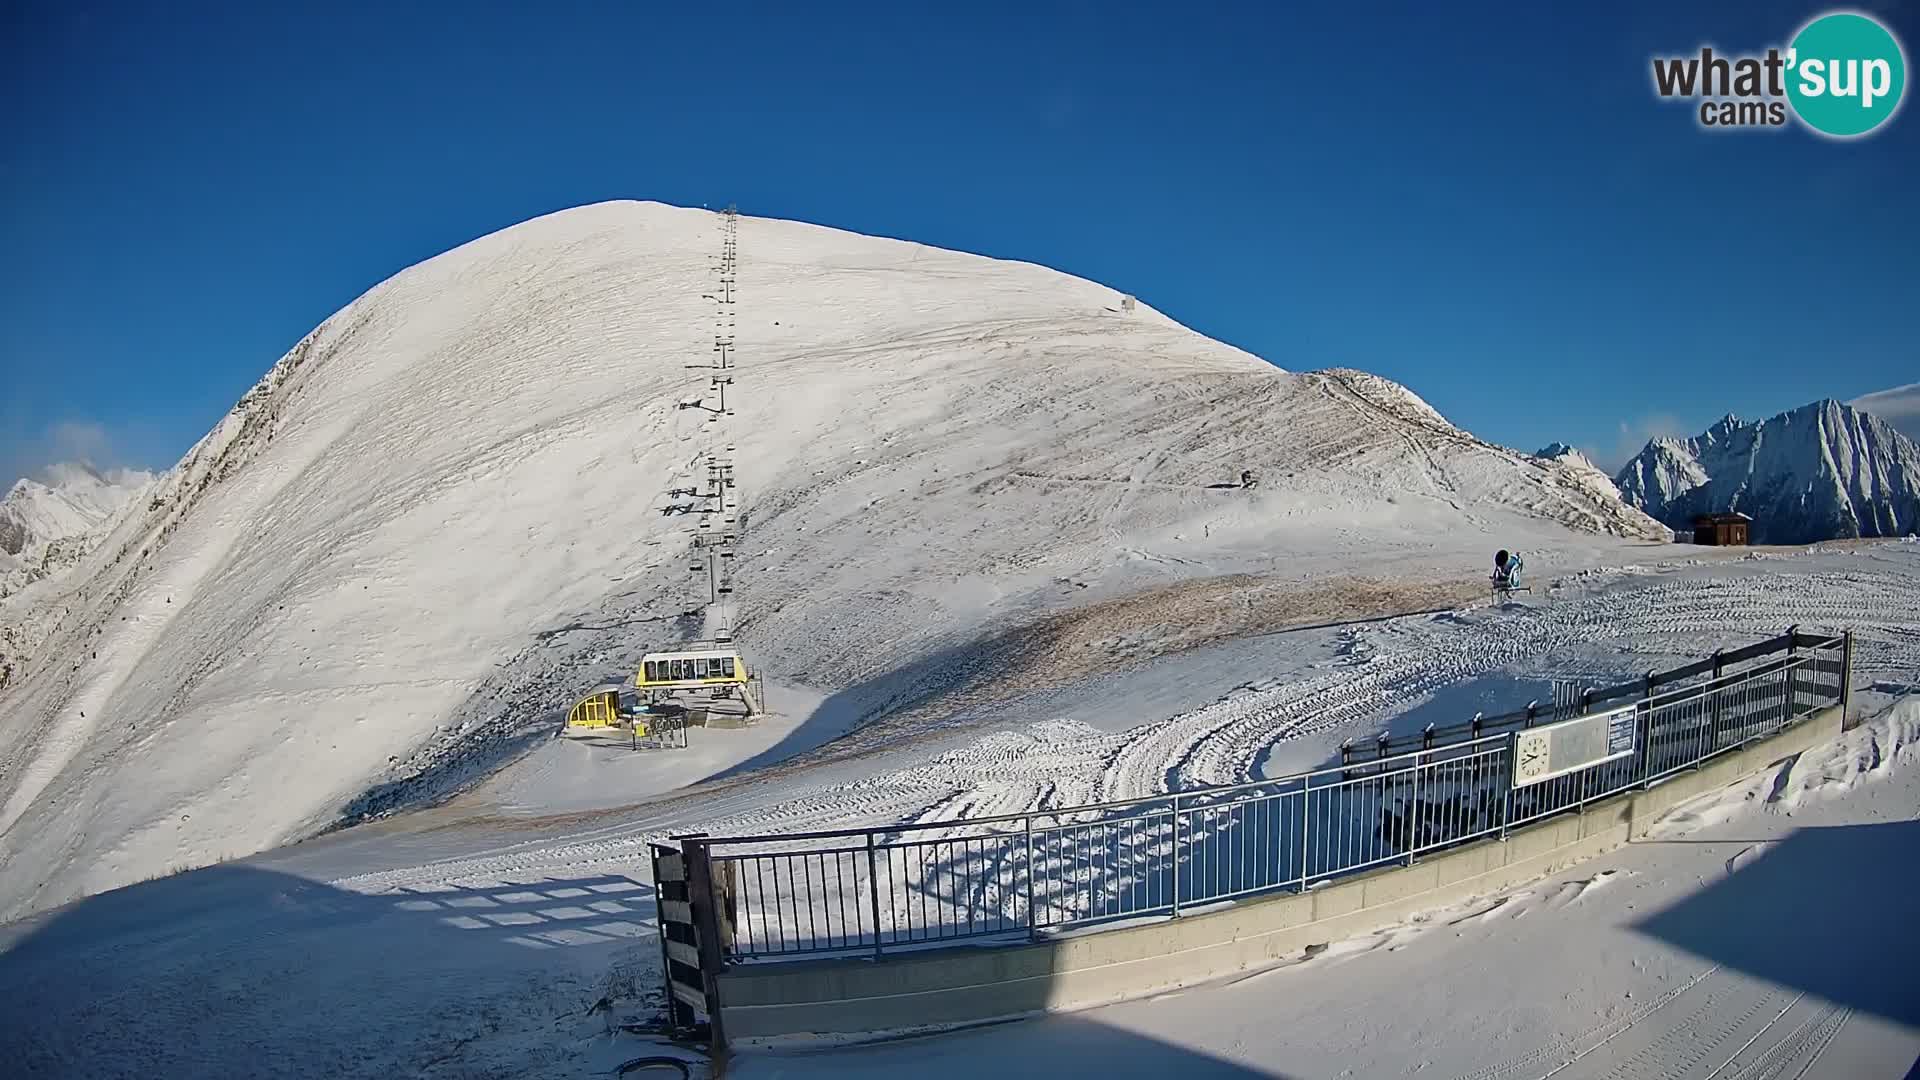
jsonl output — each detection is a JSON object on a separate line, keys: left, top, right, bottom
{"left": 1691, "top": 512, "right": 1752, "bottom": 546}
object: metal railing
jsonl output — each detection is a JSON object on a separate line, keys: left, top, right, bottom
{"left": 692, "top": 631, "right": 1848, "bottom": 961}
{"left": 1340, "top": 626, "right": 1841, "bottom": 762}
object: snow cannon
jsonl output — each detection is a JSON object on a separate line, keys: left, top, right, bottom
{"left": 1491, "top": 550, "right": 1530, "bottom": 604}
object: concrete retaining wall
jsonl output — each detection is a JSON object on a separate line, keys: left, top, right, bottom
{"left": 718, "top": 705, "right": 1843, "bottom": 1042}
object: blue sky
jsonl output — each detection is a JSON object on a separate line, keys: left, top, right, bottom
{"left": 3, "top": 2, "right": 1916, "bottom": 486}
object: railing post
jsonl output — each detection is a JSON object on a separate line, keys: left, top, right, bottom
{"left": 1710, "top": 649, "right": 1725, "bottom": 752}
{"left": 1787, "top": 625, "right": 1801, "bottom": 719}
{"left": 1640, "top": 670, "right": 1656, "bottom": 787}
{"left": 1023, "top": 815, "right": 1036, "bottom": 939}
{"left": 1298, "top": 779, "right": 1312, "bottom": 892}
{"left": 1785, "top": 625, "right": 1800, "bottom": 724}
{"left": 865, "top": 832, "right": 883, "bottom": 960}
{"left": 1407, "top": 752, "right": 1422, "bottom": 865}
{"left": 1500, "top": 731, "right": 1517, "bottom": 840}
{"left": 1841, "top": 630, "right": 1854, "bottom": 726}
{"left": 1170, "top": 795, "right": 1183, "bottom": 918}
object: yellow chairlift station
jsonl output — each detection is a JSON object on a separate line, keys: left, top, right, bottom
{"left": 636, "top": 647, "right": 750, "bottom": 690}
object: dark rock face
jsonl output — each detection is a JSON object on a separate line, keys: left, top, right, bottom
{"left": 0, "top": 515, "right": 25, "bottom": 556}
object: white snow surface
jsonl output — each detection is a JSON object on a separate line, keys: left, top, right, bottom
{"left": 731, "top": 695, "right": 1920, "bottom": 1080}
{"left": 0, "top": 463, "right": 153, "bottom": 687}
{"left": 0, "top": 200, "right": 1674, "bottom": 921}
{"left": 0, "top": 562, "right": 1912, "bottom": 1078}
{"left": 1616, "top": 402, "right": 1920, "bottom": 544}
{"left": 313, "top": 543, "right": 1920, "bottom": 898}
{"left": 0, "top": 464, "right": 151, "bottom": 557}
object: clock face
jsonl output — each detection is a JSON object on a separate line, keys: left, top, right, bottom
{"left": 1516, "top": 732, "right": 1550, "bottom": 782}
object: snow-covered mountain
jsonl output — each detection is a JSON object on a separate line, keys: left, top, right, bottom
{"left": 0, "top": 464, "right": 150, "bottom": 561}
{"left": 0, "top": 464, "right": 153, "bottom": 686}
{"left": 1615, "top": 402, "right": 1920, "bottom": 544}
{"left": 1535, "top": 442, "right": 1599, "bottom": 475}
{"left": 1535, "top": 442, "right": 1630, "bottom": 508}
{"left": 0, "top": 201, "right": 1667, "bottom": 919}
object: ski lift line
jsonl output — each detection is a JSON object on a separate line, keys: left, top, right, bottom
{"left": 691, "top": 205, "right": 745, "bottom": 648}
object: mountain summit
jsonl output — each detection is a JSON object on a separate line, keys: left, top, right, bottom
{"left": 1615, "top": 400, "right": 1920, "bottom": 544}
{"left": 0, "top": 201, "right": 1665, "bottom": 918}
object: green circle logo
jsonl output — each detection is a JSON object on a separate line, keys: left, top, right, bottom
{"left": 1787, "top": 12, "right": 1907, "bottom": 137}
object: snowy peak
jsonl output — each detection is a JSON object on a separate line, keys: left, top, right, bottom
{"left": 1615, "top": 437, "right": 1711, "bottom": 515}
{"left": 1535, "top": 443, "right": 1602, "bottom": 475}
{"left": 0, "top": 464, "right": 152, "bottom": 559}
{"left": 1615, "top": 400, "right": 1920, "bottom": 544}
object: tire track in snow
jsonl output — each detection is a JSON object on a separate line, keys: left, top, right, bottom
{"left": 1723, "top": 1004, "right": 1848, "bottom": 1080}
{"left": 1446, "top": 965, "right": 1722, "bottom": 1080}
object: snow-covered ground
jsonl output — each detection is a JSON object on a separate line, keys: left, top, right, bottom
{"left": 2, "top": 546, "right": 1914, "bottom": 1079}
{"left": 288, "top": 542, "right": 1920, "bottom": 900}
{"left": 0, "top": 201, "right": 1669, "bottom": 921}
{"left": 732, "top": 694, "right": 1920, "bottom": 1080}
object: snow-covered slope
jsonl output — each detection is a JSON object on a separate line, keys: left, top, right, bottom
{"left": 0, "top": 201, "right": 1666, "bottom": 919}
{"left": 0, "top": 464, "right": 153, "bottom": 686}
{"left": 1616, "top": 402, "right": 1920, "bottom": 544}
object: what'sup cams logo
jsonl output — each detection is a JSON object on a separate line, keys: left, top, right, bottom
{"left": 1652, "top": 10, "right": 1907, "bottom": 137}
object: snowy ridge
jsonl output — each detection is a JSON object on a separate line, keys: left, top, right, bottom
{"left": 1, "top": 200, "right": 1666, "bottom": 919}
{"left": 1299, "top": 369, "right": 1665, "bottom": 540}
{"left": 1616, "top": 401, "right": 1920, "bottom": 544}
{"left": 1315, "top": 367, "right": 1454, "bottom": 430}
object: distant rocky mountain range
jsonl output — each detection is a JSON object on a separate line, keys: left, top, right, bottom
{"left": 1613, "top": 400, "right": 1920, "bottom": 545}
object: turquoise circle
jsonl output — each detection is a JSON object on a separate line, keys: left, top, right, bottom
{"left": 1787, "top": 12, "right": 1907, "bottom": 137}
